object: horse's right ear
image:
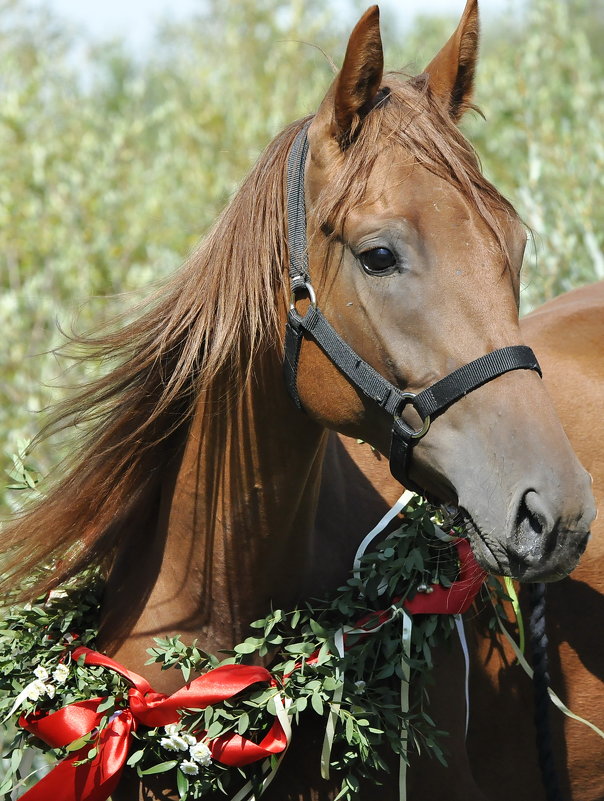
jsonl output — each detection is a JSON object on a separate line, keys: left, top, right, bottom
{"left": 309, "top": 6, "right": 383, "bottom": 166}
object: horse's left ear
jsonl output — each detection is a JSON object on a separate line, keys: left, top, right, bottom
{"left": 309, "top": 6, "right": 383, "bottom": 163}
{"left": 424, "top": 0, "right": 479, "bottom": 122}
{"left": 333, "top": 5, "right": 384, "bottom": 145}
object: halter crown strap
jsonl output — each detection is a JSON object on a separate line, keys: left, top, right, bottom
{"left": 283, "top": 125, "right": 542, "bottom": 494}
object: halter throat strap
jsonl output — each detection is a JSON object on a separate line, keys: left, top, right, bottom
{"left": 283, "top": 124, "right": 542, "bottom": 494}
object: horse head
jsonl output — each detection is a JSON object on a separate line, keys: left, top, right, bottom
{"left": 291, "top": 1, "right": 595, "bottom": 581}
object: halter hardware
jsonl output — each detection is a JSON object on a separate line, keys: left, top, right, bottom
{"left": 283, "top": 123, "right": 542, "bottom": 494}
{"left": 289, "top": 280, "right": 317, "bottom": 312}
{"left": 394, "top": 393, "right": 431, "bottom": 440}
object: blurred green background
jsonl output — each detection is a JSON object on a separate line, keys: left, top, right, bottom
{"left": 1, "top": 0, "right": 603, "bottom": 513}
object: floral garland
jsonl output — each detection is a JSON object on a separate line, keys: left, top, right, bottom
{"left": 0, "top": 497, "right": 495, "bottom": 801}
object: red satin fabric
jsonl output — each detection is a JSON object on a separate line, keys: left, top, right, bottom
{"left": 18, "top": 537, "right": 485, "bottom": 800}
{"left": 404, "top": 538, "right": 486, "bottom": 615}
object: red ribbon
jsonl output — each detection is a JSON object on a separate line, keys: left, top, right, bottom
{"left": 18, "top": 538, "right": 485, "bottom": 800}
{"left": 18, "top": 648, "right": 287, "bottom": 801}
{"left": 404, "top": 538, "right": 486, "bottom": 615}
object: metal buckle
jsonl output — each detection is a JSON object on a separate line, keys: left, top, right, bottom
{"left": 289, "top": 280, "right": 317, "bottom": 312}
{"left": 395, "top": 392, "right": 431, "bottom": 440}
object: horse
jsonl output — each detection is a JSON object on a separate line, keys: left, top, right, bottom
{"left": 467, "top": 280, "right": 604, "bottom": 801}
{"left": 0, "top": 2, "right": 596, "bottom": 800}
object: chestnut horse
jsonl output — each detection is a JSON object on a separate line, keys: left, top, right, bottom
{"left": 1, "top": 3, "right": 596, "bottom": 800}
{"left": 468, "top": 280, "right": 604, "bottom": 801}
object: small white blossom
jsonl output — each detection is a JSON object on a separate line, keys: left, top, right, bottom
{"left": 182, "top": 733, "right": 197, "bottom": 747}
{"left": 26, "top": 680, "right": 47, "bottom": 702}
{"left": 164, "top": 723, "right": 180, "bottom": 736}
{"left": 33, "top": 666, "right": 49, "bottom": 681}
{"left": 189, "top": 741, "right": 212, "bottom": 766}
{"left": 53, "top": 664, "right": 69, "bottom": 684}
{"left": 160, "top": 735, "right": 189, "bottom": 752}
{"left": 354, "top": 680, "right": 367, "bottom": 693}
{"left": 44, "top": 684, "right": 56, "bottom": 699}
{"left": 180, "top": 760, "right": 199, "bottom": 776}
{"left": 160, "top": 737, "right": 179, "bottom": 752}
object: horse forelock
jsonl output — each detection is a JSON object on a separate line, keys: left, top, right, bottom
{"left": 312, "top": 74, "right": 520, "bottom": 273}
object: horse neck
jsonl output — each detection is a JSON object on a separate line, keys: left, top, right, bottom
{"left": 100, "top": 349, "right": 328, "bottom": 688}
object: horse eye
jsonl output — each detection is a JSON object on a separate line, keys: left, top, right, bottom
{"left": 360, "top": 247, "right": 397, "bottom": 275}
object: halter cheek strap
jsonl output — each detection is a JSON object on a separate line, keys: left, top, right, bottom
{"left": 283, "top": 124, "right": 542, "bottom": 494}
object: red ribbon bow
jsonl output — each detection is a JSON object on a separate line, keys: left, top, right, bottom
{"left": 18, "top": 648, "right": 287, "bottom": 801}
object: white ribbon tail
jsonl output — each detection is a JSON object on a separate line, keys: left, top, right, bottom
{"left": 353, "top": 490, "right": 415, "bottom": 580}
{"left": 399, "top": 610, "right": 413, "bottom": 801}
{"left": 495, "top": 607, "right": 604, "bottom": 740}
{"left": 453, "top": 614, "right": 470, "bottom": 737}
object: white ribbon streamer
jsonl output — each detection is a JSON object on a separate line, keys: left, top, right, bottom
{"left": 494, "top": 607, "right": 604, "bottom": 740}
{"left": 399, "top": 610, "right": 413, "bottom": 801}
{"left": 353, "top": 490, "right": 415, "bottom": 581}
{"left": 453, "top": 614, "right": 470, "bottom": 736}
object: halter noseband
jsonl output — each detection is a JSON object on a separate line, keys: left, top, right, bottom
{"left": 283, "top": 124, "right": 541, "bottom": 494}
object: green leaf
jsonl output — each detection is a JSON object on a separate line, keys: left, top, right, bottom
{"left": 65, "top": 735, "right": 90, "bottom": 753}
{"left": 233, "top": 641, "right": 257, "bottom": 655}
{"left": 345, "top": 715, "right": 355, "bottom": 744}
{"left": 140, "top": 760, "right": 179, "bottom": 775}
{"left": 177, "top": 768, "right": 190, "bottom": 799}
{"left": 310, "top": 693, "right": 324, "bottom": 716}
{"left": 126, "top": 749, "right": 146, "bottom": 767}
{"left": 237, "top": 711, "right": 250, "bottom": 735}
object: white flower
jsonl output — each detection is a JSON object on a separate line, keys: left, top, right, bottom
{"left": 164, "top": 723, "right": 180, "bottom": 736}
{"left": 53, "top": 664, "right": 69, "bottom": 684}
{"left": 180, "top": 760, "right": 199, "bottom": 776}
{"left": 33, "top": 666, "right": 49, "bottom": 681}
{"left": 45, "top": 684, "right": 56, "bottom": 699}
{"left": 354, "top": 680, "right": 367, "bottom": 693}
{"left": 26, "top": 680, "right": 47, "bottom": 702}
{"left": 160, "top": 735, "right": 189, "bottom": 752}
{"left": 160, "top": 737, "right": 180, "bottom": 752}
{"left": 182, "top": 733, "right": 197, "bottom": 747}
{"left": 189, "top": 741, "right": 212, "bottom": 766}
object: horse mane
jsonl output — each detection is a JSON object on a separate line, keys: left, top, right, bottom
{"left": 0, "top": 118, "right": 305, "bottom": 599}
{"left": 0, "top": 75, "right": 518, "bottom": 600}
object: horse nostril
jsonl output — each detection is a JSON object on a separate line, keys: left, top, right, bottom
{"left": 517, "top": 489, "right": 548, "bottom": 537}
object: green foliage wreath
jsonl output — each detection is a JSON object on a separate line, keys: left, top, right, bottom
{"left": 0, "top": 498, "right": 498, "bottom": 800}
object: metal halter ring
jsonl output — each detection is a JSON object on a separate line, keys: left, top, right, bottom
{"left": 289, "top": 279, "right": 317, "bottom": 313}
{"left": 395, "top": 392, "right": 431, "bottom": 440}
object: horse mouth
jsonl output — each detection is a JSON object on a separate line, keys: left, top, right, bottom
{"left": 451, "top": 507, "right": 506, "bottom": 575}
{"left": 449, "top": 505, "right": 582, "bottom": 582}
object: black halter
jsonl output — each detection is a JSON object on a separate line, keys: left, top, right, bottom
{"left": 283, "top": 124, "right": 541, "bottom": 494}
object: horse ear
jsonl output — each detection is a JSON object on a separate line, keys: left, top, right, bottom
{"left": 424, "top": 0, "right": 479, "bottom": 122}
{"left": 310, "top": 5, "right": 383, "bottom": 159}
{"left": 333, "top": 5, "right": 384, "bottom": 144}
